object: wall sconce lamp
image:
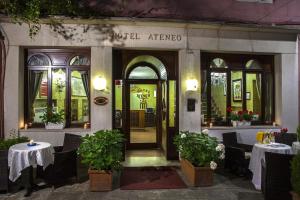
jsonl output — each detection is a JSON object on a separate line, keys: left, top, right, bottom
{"left": 93, "top": 76, "right": 107, "bottom": 91}
{"left": 186, "top": 79, "right": 198, "bottom": 91}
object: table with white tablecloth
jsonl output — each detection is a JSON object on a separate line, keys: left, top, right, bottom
{"left": 292, "top": 141, "right": 300, "bottom": 154}
{"left": 8, "top": 142, "right": 54, "bottom": 182}
{"left": 249, "top": 143, "right": 292, "bottom": 190}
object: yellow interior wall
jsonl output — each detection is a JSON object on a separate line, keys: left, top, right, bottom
{"left": 169, "top": 81, "right": 176, "bottom": 127}
{"left": 246, "top": 74, "right": 256, "bottom": 111}
{"left": 130, "top": 84, "right": 157, "bottom": 110}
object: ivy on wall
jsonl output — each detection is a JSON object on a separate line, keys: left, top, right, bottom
{"left": 0, "top": 0, "right": 80, "bottom": 37}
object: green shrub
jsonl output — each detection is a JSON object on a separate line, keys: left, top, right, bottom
{"left": 174, "top": 131, "right": 225, "bottom": 169}
{"left": 0, "top": 136, "right": 29, "bottom": 150}
{"left": 291, "top": 153, "right": 300, "bottom": 195}
{"left": 40, "top": 107, "right": 64, "bottom": 124}
{"left": 78, "top": 130, "right": 124, "bottom": 171}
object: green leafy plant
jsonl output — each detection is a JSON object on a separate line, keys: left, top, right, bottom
{"left": 174, "top": 131, "right": 225, "bottom": 169}
{"left": 40, "top": 107, "right": 64, "bottom": 124}
{"left": 291, "top": 153, "right": 300, "bottom": 195}
{"left": 78, "top": 130, "right": 125, "bottom": 171}
{"left": 0, "top": 136, "right": 29, "bottom": 150}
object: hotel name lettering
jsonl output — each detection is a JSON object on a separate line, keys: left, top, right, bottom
{"left": 112, "top": 32, "right": 182, "bottom": 42}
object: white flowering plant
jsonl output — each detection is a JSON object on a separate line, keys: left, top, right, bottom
{"left": 174, "top": 131, "right": 225, "bottom": 170}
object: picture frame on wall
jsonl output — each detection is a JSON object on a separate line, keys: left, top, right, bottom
{"left": 232, "top": 79, "right": 242, "bottom": 101}
{"left": 246, "top": 92, "right": 251, "bottom": 100}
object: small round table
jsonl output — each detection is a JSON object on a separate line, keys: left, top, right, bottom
{"left": 292, "top": 141, "right": 300, "bottom": 154}
{"left": 8, "top": 142, "right": 54, "bottom": 196}
{"left": 249, "top": 143, "right": 292, "bottom": 190}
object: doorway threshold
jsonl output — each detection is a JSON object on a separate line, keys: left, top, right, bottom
{"left": 122, "top": 149, "right": 179, "bottom": 167}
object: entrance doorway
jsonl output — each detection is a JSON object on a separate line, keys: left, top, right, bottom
{"left": 128, "top": 82, "right": 158, "bottom": 147}
{"left": 113, "top": 50, "right": 179, "bottom": 161}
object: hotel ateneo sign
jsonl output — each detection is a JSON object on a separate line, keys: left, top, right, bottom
{"left": 111, "top": 31, "right": 183, "bottom": 42}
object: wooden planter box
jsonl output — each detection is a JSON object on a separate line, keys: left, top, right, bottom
{"left": 88, "top": 169, "right": 113, "bottom": 192}
{"left": 180, "top": 159, "right": 213, "bottom": 187}
{"left": 291, "top": 192, "right": 300, "bottom": 200}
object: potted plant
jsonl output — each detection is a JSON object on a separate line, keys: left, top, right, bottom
{"left": 227, "top": 107, "right": 254, "bottom": 127}
{"left": 78, "top": 130, "right": 124, "bottom": 191}
{"left": 40, "top": 107, "right": 64, "bottom": 129}
{"left": 291, "top": 153, "right": 300, "bottom": 200}
{"left": 174, "top": 131, "right": 225, "bottom": 186}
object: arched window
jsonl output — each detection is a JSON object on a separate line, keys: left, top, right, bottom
{"left": 201, "top": 53, "right": 274, "bottom": 126}
{"left": 125, "top": 55, "right": 167, "bottom": 80}
{"left": 246, "top": 59, "right": 262, "bottom": 70}
{"left": 210, "top": 58, "right": 227, "bottom": 68}
{"left": 128, "top": 66, "right": 158, "bottom": 79}
{"left": 28, "top": 54, "right": 50, "bottom": 66}
{"left": 70, "top": 55, "right": 90, "bottom": 66}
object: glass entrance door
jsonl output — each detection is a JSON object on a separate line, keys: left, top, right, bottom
{"left": 129, "top": 83, "right": 158, "bottom": 147}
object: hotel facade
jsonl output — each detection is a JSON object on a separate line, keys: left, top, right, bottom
{"left": 0, "top": 18, "right": 299, "bottom": 159}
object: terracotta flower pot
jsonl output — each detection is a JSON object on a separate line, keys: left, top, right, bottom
{"left": 291, "top": 191, "right": 300, "bottom": 200}
{"left": 180, "top": 159, "right": 213, "bottom": 187}
{"left": 88, "top": 169, "right": 113, "bottom": 191}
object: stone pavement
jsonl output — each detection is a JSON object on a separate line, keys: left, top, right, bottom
{"left": 0, "top": 171, "right": 263, "bottom": 200}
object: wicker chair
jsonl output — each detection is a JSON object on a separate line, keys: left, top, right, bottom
{"left": 38, "top": 133, "right": 83, "bottom": 186}
{"left": 0, "top": 149, "right": 8, "bottom": 192}
{"left": 261, "top": 152, "right": 294, "bottom": 200}
{"left": 224, "top": 146, "right": 250, "bottom": 176}
{"left": 222, "top": 132, "right": 253, "bottom": 152}
{"left": 275, "top": 133, "right": 297, "bottom": 146}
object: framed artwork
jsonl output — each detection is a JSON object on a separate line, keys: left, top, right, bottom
{"left": 232, "top": 79, "right": 242, "bottom": 101}
{"left": 246, "top": 92, "right": 251, "bottom": 100}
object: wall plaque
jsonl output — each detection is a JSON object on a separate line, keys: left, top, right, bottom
{"left": 94, "top": 96, "right": 109, "bottom": 105}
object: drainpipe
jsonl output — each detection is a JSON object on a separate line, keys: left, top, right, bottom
{"left": 0, "top": 30, "right": 5, "bottom": 139}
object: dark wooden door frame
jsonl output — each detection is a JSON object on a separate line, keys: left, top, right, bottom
{"left": 112, "top": 49, "right": 179, "bottom": 160}
{"left": 124, "top": 79, "right": 162, "bottom": 150}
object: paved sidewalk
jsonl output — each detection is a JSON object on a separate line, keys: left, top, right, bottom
{"left": 0, "top": 171, "right": 262, "bottom": 200}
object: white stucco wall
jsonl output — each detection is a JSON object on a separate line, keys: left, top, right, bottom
{"left": 0, "top": 20, "right": 298, "bottom": 144}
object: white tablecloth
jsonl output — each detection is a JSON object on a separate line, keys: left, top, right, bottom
{"left": 292, "top": 141, "right": 300, "bottom": 154}
{"left": 249, "top": 143, "right": 292, "bottom": 190}
{"left": 8, "top": 142, "right": 54, "bottom": 182}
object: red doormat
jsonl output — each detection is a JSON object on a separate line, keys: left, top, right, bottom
{"left": 120, "top": 167, "right": 187, "bottom": 190}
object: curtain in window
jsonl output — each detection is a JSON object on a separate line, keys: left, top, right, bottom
{"left": 81, "top": 71, "right": 90, "bottom": 100}
{"left": 28, "top": 71, "right": 43, "bottom": 121}
{"left": 0, "top": 32, "right": 5, "bottom": 139}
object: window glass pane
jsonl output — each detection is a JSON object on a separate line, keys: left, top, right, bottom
{"left": 211, "top": 72, "right": 227, "bottom": 123}
{"left": 114, "top": 80, "right": 123, "bottom": 128}
{"left": 29, "top": 70, "right": 48, "bottom": 123}
{"left": 265, "top": 73, "right": 273, "bottom": 123}
{"left": 246, "top": 73, "right": 261, "bottom": 121}
{"left": 169, "top": 80, "right": 176, "bottom": 127}
{"left": 52, "top": 68, "right": 66, "bottom": 120}
{"left": 130, "top": 84, "right": 156, "bottom": 143}
{"left": 210, "top": 58, "right": 227, "bottom": 68}
{"left": 70, "top": 55, "right": 90, "bottom": 66}
{"left": 246, "top": 60, "right": 262, "bottom": 70}
{"left": 71, "top": 70, "right": 89, "bottom": 124}
{"left": 201, "top": 70, "right": 207, "bottom": 125}
{"left": 128, "top": 66, "right": 158, "bottom": 79}
{"left": 231, "top": 71, "right": 243, "bottom": 112}
{"left": 28, "top": 54, "right": 50, "bottom": 66}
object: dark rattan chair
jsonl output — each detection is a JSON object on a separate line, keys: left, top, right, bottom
{"left": 275, "top": 133, "right": 297, "bottom": 146}
{"left": 0, "top": 149, "right": 8, "bottom": 192}
{"left": 38, "top": 133, "right": 83, "bottom": 187}
{"left": 261, "top": 152, "right": 294, "bottom": 200}
{"left": 222, "top": 132, "right": 253, "bottom": 152}
{"left": 224, "top": 146, "right": 251, "bottom": 176}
